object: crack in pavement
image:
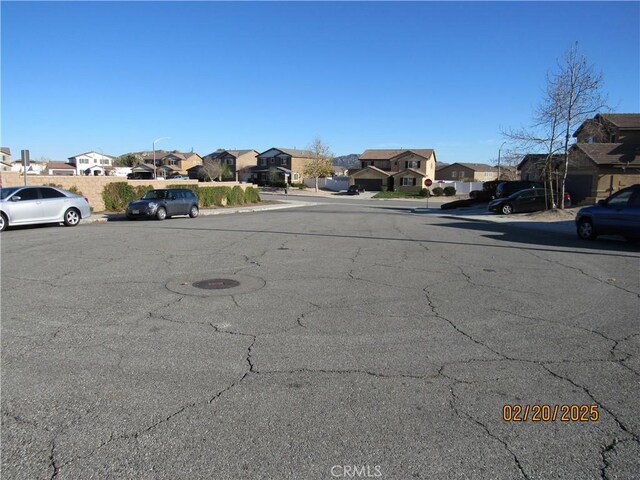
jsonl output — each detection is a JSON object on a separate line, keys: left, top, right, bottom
{"left": 448, "top": 384, "right": 530, "bottom": 479}
{"left": 256, "top": 367, "right": 434, "bottom": 380}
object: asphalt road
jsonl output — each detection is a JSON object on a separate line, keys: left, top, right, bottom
{"left": 1, "top": 199, "right": 639, "bottom": 479}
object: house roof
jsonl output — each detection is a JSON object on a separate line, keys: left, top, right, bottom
{"left": 572, "top": 143, "right": 640, "bottom": 166}
{"left": 359, "top": 149, "right": 434, "bottom": 161}
{"left": 391, "top": 168, "right": 426, "bottom": 177}
{"left": 275, "top": 148, "right": 315, "bottom": 158}
{"left": 517, "top": 154, "right": 564, "bottom": 170}
{"left": 350, "top": 166, "right": 391, "bottom": 178}
{"left": 443, "top": 162, "right": 497, "bottom": 172}
{"left": 1, "top": 147, "right": 10, "bottom": 155}
{"left": 68, "top": 151, "right": 117, "bottom": 160}
{"left": 47, "top": 162, "right": 75, "bottom": 170}
{"left": 598, "top": 113, "right": 640, "bottom": 130}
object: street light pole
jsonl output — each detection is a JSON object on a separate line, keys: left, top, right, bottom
{"left": 153, "top": 137, "right": 170, "bottom": 179}
{"left": 498, "top": 141, "right": 507, "bottom": 180}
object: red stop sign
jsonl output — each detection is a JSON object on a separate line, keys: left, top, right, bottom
{"left": 424, "top": 178, "right": 433, "bottom": 187}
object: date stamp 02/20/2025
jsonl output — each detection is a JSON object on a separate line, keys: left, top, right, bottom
{"left": 502, "top": 404, "right": 600, "bottom": 422}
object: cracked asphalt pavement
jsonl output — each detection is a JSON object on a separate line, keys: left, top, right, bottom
{"left": 1, "top": 199, "right": 639, "bottom": 479}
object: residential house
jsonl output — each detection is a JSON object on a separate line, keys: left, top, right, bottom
{"left": 10, "top": 160, "right": 48, "bottom": 175}
{"left": 192, "top": 149, "right": 258, "bottom": 182}
{"left": 131, "top": 150, "right": 203, "bottom": 179}
{"left": 435, "top": 163, "right": 498, "bottom": 182}
{"left": 1, "top": 148, "right": 11, "bottom": 172}
{"left": 567, "top": 113, "right": 640, "bottom": 203}
{"left": 68, "top": 151, "right": 116, "bottom": 176}
{"left": 46, "top": 162, "right": 77, "bottom": 176}
{"left": 349, "top": 149, "right": 437, "bottom": 191}
{"left": 518, "top": 154, "right": 564, "bottom": 182}
{"left": 252, "top": 148, "right": 316, "bottom": 185}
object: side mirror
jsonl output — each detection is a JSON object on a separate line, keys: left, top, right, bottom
{"left": 11, "top": 196, "right": 21, "bottom": 202}
{"left": 597, "top": 199, "right": 607, "bottom": 206}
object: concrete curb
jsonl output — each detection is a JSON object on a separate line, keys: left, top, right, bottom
{"left": 82, "top": 201, "right": 315, "bottom": 224}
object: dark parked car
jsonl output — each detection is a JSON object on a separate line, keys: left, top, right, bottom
{"left": 575, "top": 184, "right": 640, "bottom": 241}
{"left": 126, "top": 189, "right": 199, "bottom": 221}
{"left": 0, "top": 186, "right": 91, "bottom": 232}
{"left": 347, "top": 185, "right": 365, "bottom": 195}
{"left": 469, "top": 180, "right": 500, "bottom": 201}
{"left": 488, "top": 188, "right": 562, "bottom": 215}
{"left": 495, "top": 181, "right": 544, "bottom": 198}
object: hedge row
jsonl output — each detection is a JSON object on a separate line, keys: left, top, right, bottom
{"left": 101, "top": 182, "right": 261, "bottom": 212}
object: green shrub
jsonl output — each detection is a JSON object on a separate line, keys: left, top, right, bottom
{"left": 134, "top": 185, "right": 153, "bottom": 198}
{"left": 432, "top": 187, "right": 444, "bottom": 196}
{"left": 419, "top": 188, "right": 431, "bottom": 197}
{"left": 102, "top": 182, "right": 137, "bottom": 211}
{"left": 244, "top": 187, "right": 261, "bottom": 203}
{"left": 227, "top": 186, "right": 245, "bottom": 206}
{"left": 380, "top": 186, "right": 388, "bottom": 192}
{"left": 213, "top": 187, "right": 231, "bottom": 206}
{"left": 443, "top": 186, "right": 456, "bottom": 196}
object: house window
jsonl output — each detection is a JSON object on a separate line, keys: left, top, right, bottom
{"left": 459, "top": 171, "right": 465, "bottom": 178}
{"left": 405, "top": 160, "right": 420, "bottom": 169}
{"left": 226, "top": 158, "right": 233, "bottom": 165}
{"left": 361, "top": 161, "right": 374, "bottom": 168}
{"left": 610, "top": 134, "right": 617, "bottom": 142}
{"left": 259, "top": 158, "right": 267, "bottom": 166}
{"left": 79, "top": 159, "right": 89, "bottom": 164}
{"left": 401, "top": 177, "right": 417, "bottom": 186}
{"left": 451, "top": 171, "right": 457, "bottom": 178}
{"left": 292, "top": 172, "right": 299, "bottom": 181}
{"left": 280, "top": 158, "right": 288, "bottom": 166}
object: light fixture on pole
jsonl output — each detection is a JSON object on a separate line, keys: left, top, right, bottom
{"left": 498, "top": 141, "right": 507, "bottom": 180}
{"left": 153, "top": 137, "right": 171, "bottom": 179}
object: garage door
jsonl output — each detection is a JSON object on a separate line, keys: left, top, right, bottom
{"left": 355, "top": 179, "right": 385, "bottom": 191}
{"left": 565, "top": 175, "right": 593, "bottom": 204}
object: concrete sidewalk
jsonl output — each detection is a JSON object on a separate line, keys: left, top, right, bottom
{"left": 413, "top": 205, "right": 578, "bottom": 236}
{"left": 83, "top": 200, "right": 315, "bottom": 224}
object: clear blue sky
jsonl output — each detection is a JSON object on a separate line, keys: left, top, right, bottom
{"left": 2, "top": 1, "right": 639, "bottom": 163}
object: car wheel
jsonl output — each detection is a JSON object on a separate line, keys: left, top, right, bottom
{"left": 577, "top": 219, "right": 596, "bottom": 240}
{"left": 0, "top": 213, "right": 7, "bottom": 232}
{"left": 156, "top": 207, "right": 167, "bottom": 221}
{"left": 63, "top": 208, "right": 81, "bottom": 226}
{"left": 189, "top": 205, "right": 199, "bottom": 218}
{"left": 501, "top": 204, "right": 513, "bottom": 215}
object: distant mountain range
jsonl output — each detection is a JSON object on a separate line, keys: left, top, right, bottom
{"left": 333, "top": 154, "right": 359, "bottom": 168}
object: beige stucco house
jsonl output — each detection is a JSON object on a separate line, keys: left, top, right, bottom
{"left": 435, "top": 163, "right": 498, "bottom": 182}
{"left": 197, "top": 149, "right": 258, "bottom": 182}
{"left": 349, "top": 149, "right": 436, "bottom": 191}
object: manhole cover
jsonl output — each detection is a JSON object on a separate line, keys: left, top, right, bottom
{"left": 192, "top": 278, "right": 240, "bottom": 290}
{"left": 166, "top": 274, "right": 265, "bottom": 297}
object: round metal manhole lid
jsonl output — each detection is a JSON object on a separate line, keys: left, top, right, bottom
{"left": 166, "top": 274, "right": 265, "bottom": 297}
{"left": 192, "top": 278, "right": 240, "bottom": 290}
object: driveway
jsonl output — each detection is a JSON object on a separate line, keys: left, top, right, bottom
{"left": 2, "top": 200, "right": 638, "bottom": 479}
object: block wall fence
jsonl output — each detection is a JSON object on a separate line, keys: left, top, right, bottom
{"left": 0, "top": 172, "right": 249, "bottom": 211}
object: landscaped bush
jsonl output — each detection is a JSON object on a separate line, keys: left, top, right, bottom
{"left": 134, "top": 185, "right": 153, "bottom": 198}
{"left": 269, "top": 181, "right": 288, "bottom": 189}
{"left": 419, "top": 188, "right": 431, "bottom": 197}
{"left": 227, "top": 186, "right": 246, "bottom": 206}
{"left": 102, "top": 182, "right": 141, "bottom": 211}
{"left": 291, "top": 183, "right": 307, "bottom": 190}
{"left": 443, "top": 186, "right": 456, "bottom": 196}
{"left": 431, "top": 187, "right": 444, "bottom": 196}
{"left": 380, "top": 186, "right": 388, "bottom": 192}
{"left": 244, "top": 187, "right": 261, "bottom": 203}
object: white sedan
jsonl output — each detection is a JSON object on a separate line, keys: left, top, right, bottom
{"left": 0, "top": 186, "right": 91, "bottom": 232}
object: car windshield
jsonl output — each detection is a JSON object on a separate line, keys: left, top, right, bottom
{"left": 0, "top": 187, "right": 21, "bottom": 200}
{"left": 142, "top": 190, "right": 168, "bottom": 200}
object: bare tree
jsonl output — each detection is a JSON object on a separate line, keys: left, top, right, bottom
{"left": 556, "top": 43, "right": 608, "bottom": 207}
{"left": 304, "top": 136, "right": 334, "bottom": 192}
{"left": 503, "top": 42, "right": 607, "bottom": 208}
{"left": 201, "top": 161, "right": 230, "bottom": 181}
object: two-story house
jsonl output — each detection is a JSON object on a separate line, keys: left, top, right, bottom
{"left": 567, "top": 113, "right": 640, "bottom": 203}
{"left": 253, "top": 148, "right": 315, "bottom": 185}
{"left": 349, "top": 149, "right": 436, "bottom": 191}
{"left": 132, "top": 150, "right": 203, "bottom": 178}
{"left": 435, "top": 163, "right": 498, "bottom": 182}
{"left": 1, "top": 147, "right": 11, "bottom": 172}
{"left": 68, "top": 151, "right": 116, "bottom": 176}
{"left": 193, "top": 149, "right": 259, "bottom": 182}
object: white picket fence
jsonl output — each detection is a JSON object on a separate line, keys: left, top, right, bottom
{"left": 432, "top": 181, "right": 483, "bottom": 195}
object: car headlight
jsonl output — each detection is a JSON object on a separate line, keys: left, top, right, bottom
{"left": 147, "top": 202, "right": 158, "bottom": 209}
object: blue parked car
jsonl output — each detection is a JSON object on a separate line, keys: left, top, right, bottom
{"left": 575, "top": 184, "right": 640, "bottom": 241}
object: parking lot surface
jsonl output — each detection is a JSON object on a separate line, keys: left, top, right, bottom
{"left": 2, "top": 201, "right": 639, "bottom": 479}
